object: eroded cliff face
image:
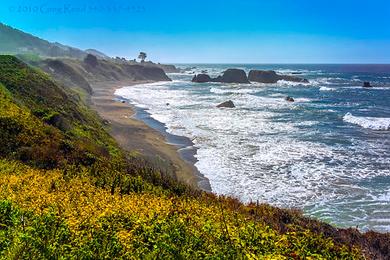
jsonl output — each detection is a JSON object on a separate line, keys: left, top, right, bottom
{"left": 36, "top": 56, "right": 171, "bottom": 95}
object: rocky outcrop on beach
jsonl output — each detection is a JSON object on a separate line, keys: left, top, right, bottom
{"left": 217, "top": 100, "right": 235, "bottom": 108}
{"left": 192, "top": 74, "right": 212, "bottom": 83}
{"left": 127, "top": 65, "right": 172, "bottom": 81}
{"left": 248, "top": 70, "right": 309, "bottom": 83}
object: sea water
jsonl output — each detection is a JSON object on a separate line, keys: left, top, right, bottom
{"left": 116, "top": 64, "right": 390, "bottom": 232}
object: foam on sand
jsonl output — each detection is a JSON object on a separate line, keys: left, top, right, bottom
{"left": 343, "top": 113, "right": 390, "bottom": 130}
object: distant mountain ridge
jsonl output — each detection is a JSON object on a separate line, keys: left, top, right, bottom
{"left": 0, "top": 23, "right": 107, "bottom": 59}
{"left": 0, "top": 23, "right": 181, "bottom": 73}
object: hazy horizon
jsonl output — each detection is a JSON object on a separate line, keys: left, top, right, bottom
{"left": 1, "top": 0, "right": 390, "bottom": 63}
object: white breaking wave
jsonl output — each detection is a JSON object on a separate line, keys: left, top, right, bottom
{"left": 275, "top": 80, "right": 310, "bottom": 87}
{"left": 294, "top": 97, "right": 312, "bottom": 102}
{"left": 343, "top": 113, "right": 390, "bottom": 131}
{"left": 319, "top": 86, "right": 335, "bottom": 91}
{"left": 210, "top": 87, "right": 260, "bottom": 95}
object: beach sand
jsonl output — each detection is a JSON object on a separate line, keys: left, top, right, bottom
{"left": 89, "top": 80, "right": 210, "bottom": 191}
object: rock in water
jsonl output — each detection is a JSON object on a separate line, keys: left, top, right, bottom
{"left": 192, "top": 74, "right": 212, "bottom": 83}
{"left": 285, "top": 96, "right": 295, "bottom": 102}
{"left": 192, "top": 69, "right": 306, "bottom": 84}
{"left": 248, "top": 70, "right": 279, "bottom": 83}
{"left": 217, "top": 100, "right": 235, "bottom": 108}
{"left": 363, "top": 82, "right": 372, "bottom": 88}
{"left": 279, "top": 75, "right": 309, "bottom": 83}
{"left": 248, "top": 70, "right": 309, "bottom": 83}
{"left": 216, "top": 69, "right": 249, "bottom": 83}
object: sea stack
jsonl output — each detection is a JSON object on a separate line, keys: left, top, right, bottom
{"left": 192, "top": 69, "right": 250, "bottom": 84}
{"left": 248, "top": 70, "right": 309, "bottom": 83}
{"left": 215, "top": 69, "right": 249, "bottom": 83}
{"left": 192, "top": 74, "right": 212, "bottom": 83}
{"left": 248, "top": 70, "right": 280, "bottom": 83}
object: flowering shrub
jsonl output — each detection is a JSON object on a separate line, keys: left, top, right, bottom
{"left": 0, "top": 160, "right": 361, "bottom": 259}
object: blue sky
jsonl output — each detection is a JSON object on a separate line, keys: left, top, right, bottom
{"left": 1, "top": 0, "right": 390, "bottom": 63}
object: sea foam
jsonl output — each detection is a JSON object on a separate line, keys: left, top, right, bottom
{"left": 343, "top": 113, "right": 390, "bottom": 131}
{"left": 319, "top": 86, "right": 335, "bottom": 91}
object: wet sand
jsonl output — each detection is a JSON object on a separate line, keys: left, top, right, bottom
{"left": 89, "top": 80, "right": 211, "bottom": 191}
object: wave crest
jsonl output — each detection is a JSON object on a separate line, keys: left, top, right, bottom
{"left": 343, "top": 113, "right": 390, "bottom": 131}
{"left": 319, "top": 86, "right": 335, "bottom": 92}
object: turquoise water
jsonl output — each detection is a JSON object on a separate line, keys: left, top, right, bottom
{"left": 116, "top": 64, "right": 390, "bottom": 232}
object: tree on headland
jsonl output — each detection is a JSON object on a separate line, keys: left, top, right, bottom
{"left": 138, "top": 52, "right": 147, "bottom": 62}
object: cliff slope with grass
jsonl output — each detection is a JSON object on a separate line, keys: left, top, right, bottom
{"left": 0, "top": 55, "right": 389, "bottom": 259}
{"left": 32, "top": 56, "right": 171, "bottom": 96}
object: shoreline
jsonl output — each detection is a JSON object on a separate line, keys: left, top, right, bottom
{"left": 89, "top": 79, "right": 211, "bottom": 191}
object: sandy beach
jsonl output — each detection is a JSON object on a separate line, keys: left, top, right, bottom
{"left": 89, "top": 80, "right": 210, "bottom": 190}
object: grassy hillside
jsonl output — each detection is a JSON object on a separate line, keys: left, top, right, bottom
{"left": 0, "top": 23, "right": 87, "bottom": 59}
{"left": 14, "top": 56, "right": 171, "bottom": 97}
{"left": 0, "top": 55, "right": 388, "bottom": 259}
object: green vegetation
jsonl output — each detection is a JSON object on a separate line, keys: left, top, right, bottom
{"left": 0, "top": 55, "right": 388, "bottom": 259}
{"left": 0, "top": 23, "right": 86, "bottom": 59}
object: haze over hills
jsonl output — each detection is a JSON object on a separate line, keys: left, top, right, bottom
{"left": 0, "top": 23, "right": 163, "bottom": 61}
{"left": 0, "top": 22, "right": 177, "bottom": 69}
{"left": 0, "top": 22, "right": 106, "bottom": 59}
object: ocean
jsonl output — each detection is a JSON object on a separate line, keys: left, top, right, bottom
{"left": 115, "top": 64, "right": 390, "bottom": 232}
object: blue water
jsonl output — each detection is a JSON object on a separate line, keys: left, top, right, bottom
{"left": 116, "top": 64, "right": 390, "bottom": 232}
